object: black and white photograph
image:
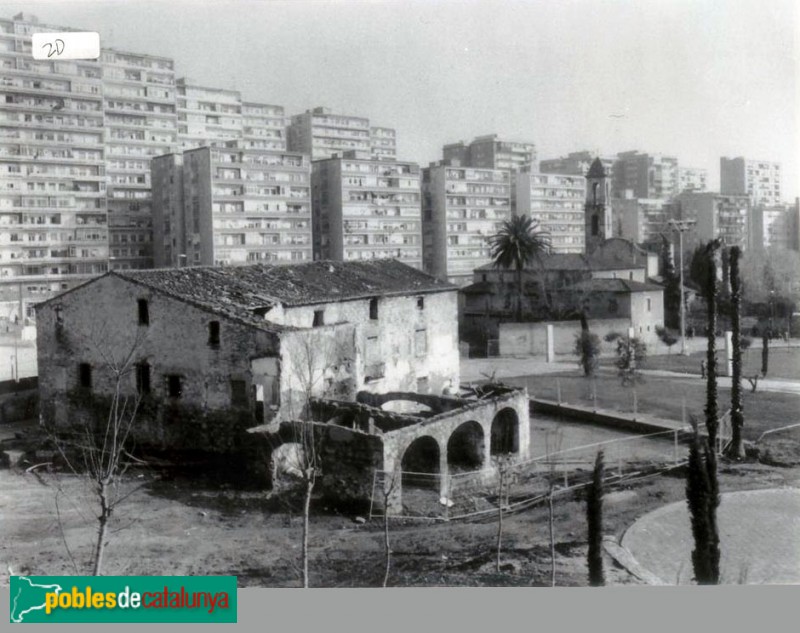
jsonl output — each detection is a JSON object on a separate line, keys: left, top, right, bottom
{"left": 0, "top": 0, "right": 798, "bottom": 600}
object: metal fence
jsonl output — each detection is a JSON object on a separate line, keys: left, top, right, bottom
{"left": 369, "top": 427, "right": 690, "bottom": 521}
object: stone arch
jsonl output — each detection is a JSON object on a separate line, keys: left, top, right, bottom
{"left": 491, "top": 407, "right": 520, "bottom": 455}
{"left": 401, "top": 436, "right": 440, "bottom": 489}
{"left": 447, "top": 420, "right": 485, "bottom": 472}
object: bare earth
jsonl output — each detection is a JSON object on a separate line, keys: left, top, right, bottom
{"left": 2, "top": 450, "right": 799, "bottom": 587}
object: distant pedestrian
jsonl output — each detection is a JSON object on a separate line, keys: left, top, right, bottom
{"left": 700, "top": 359, "right": 707, "bottom": 379}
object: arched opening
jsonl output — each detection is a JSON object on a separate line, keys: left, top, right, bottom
{"left": 401, "top": 436, "right": 440, "bottom": 489}
{"left": 592, "top": 182, "right": 599, "bottom": 205}
{"left": 271, "top": 442, "right": 305, "bottom": 489}
{"left": 491, "top": 408, "right": 520, "bottom": 455}
{"left": 447, "top": 421, "right": 485, "bottom": 472}
{"left": 591, "top": 213, "right": 599, "bottom": 236}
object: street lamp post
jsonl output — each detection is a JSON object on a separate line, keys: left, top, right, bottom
{"left": 669, "top": 219, "right": 696, "bottom": 356}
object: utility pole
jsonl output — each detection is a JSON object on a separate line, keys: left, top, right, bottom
{"left": 669, "top": 219, "right": 696, "bottom": 355}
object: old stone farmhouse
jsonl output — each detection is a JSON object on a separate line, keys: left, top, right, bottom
{"left": 35, "top": 259, "right": 460, "bottom": 455}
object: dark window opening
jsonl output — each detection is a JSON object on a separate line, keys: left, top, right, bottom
{"left": 231, "top": 379, "right": 248, "bottom": 407}
{"left": 369, "top": 298, "right": 379, "bottom": 320}
{"left": 312, "top": 309, "right": 324, "bottom": 327}
{"left": 592, "top": 182, "right": 599, "bottom": 205}
{"left": 78, "top": 363, "right": 92, "bottom": 390}
{"left": 137, "top": 298, "right": 149, "bottom": 325}
{"left": 165, "top": 374, "right": 182, "bottom": 398}
{"left": 417, "top": 297, "right": 424, "bottom": 310}
{"left": 54, "top": 305, "right": 63, "bottom": 324}
{"left": 208, "top": 321, "right": 220, "bottom": 347}
{"left": 136, "top": 362, "right": 151, "bottom": 395}
{"left": 591, "top": 214, "right": 599, "bottom": 237}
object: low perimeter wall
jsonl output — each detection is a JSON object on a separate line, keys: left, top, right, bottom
{"left": 499, "top": 319, "right": 633, "bottom": 357}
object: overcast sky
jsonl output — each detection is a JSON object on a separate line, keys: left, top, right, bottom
{"left": 7, "top": 0, "right": 799, "bottom": 199}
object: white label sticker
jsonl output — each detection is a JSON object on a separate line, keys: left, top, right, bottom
{"left": 32, "top": 32, "right": 100, "bottom": 61}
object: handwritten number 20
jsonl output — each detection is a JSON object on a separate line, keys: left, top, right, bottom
{"left": 41, "top": 39, "right": 65, "bottom": 58}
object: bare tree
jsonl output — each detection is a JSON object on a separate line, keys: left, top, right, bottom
{"left": 493, "top": 454, "right": 514, "bottom": 572}
{"left": 379, "top": 467, "right": 402, "bottom": 587}
{"left": 266, "top": 329, "right": 354, "bottom": 588}
{"left": 46, "top": 322, "right": 148, "bottom": 576}
{"left": 543, "top": 428, "right": 564, "bottom": 586}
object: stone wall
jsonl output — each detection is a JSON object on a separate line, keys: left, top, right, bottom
{"left": 499, "top": 319, "right": 632, "bottom": 357}
{"left": 275, "top": 291, "right": 460, "bottom": 397}
{"left": 36, "top": 274, "right": 280, "bottom": 452}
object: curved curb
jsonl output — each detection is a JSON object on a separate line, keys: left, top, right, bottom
{"left": 602, "top": 536, "right": 667, "bottom": 585}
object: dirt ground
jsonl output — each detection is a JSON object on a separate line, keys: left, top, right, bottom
{"left": 3, "top": 442, "right": 799, "bottom": 588}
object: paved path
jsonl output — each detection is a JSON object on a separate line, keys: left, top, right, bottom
{"left": 461, "top": 357, "right": 800, "bottom": 396}
{"left": 632, "top": 368, "right": 800, "bottom": 395}
{"left": 621, "top": 488, "right": 800, "bottom": 584}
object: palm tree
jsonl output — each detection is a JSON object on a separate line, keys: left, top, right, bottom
{"left": 489, "top": 215, "right": 551, "bottom": 321}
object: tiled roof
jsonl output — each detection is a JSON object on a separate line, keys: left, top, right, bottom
{"left": 476, "top": 239, "right": 651, "bottom": 273}
{"left": 460, "top": 280, "right": 495, "bottom": 294}
{"left": 117, "top": 259, "right": 453, "bottom": 306}
{"left": 562, "top": 278, "right": 664, "bottom": 293}
{"left": 475, "top": 253, "right": 590, "bottom": 272}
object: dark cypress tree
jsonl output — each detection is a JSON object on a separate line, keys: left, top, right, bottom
{"left": 703, "top": 241, "right": 720, "bottom": 451}
{"left": 726, "top": 246, "right": 745, "bottom": 459}
{"left": 704, "top": 442, "right": 721, "bottom": 582}
{"left": 700, "top": 241, "right": 721, "bottom": 584}
{"left": 587, "top": 450, "right": 605, "bottom": 586}
{"left": 686, "top": 428, "right": 713, "bottom": 583}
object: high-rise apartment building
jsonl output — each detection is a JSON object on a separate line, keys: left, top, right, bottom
{"left": 749, "top": 201, "right": 800, "bottom": 252}
{"left": 514, "top": 170, "right": 585, "bottom": 253}
{"left": 242, "top": 101, "right": 286, "bottom": 152}
{"left": 176, "top": 80, "right": 242, "bottom": 151}
{"left": 677, "top": 166, "right": 707, "bottom": 193}
{"left": 613, "top": 151, "right": 679, "bottom": 200}
{"left": 0, "top": 13, "right": 109, "bottom": 319}
{"left": 613, "top": 197, "right": 672, "bottom": 246}
{"left": 672, "top": 192, "right": 751, "bottom": 253}
{"left": 101, "top": 49, "right": 177, "bottom": 271}
{"left": 720, "top": 157, "right": 782, "bottom": 207}
{"left": 151, "top": 143, "right": 312, "bottom": 267}
{"left": 287, "top": 107, "right": 372, "bottom": 160}
{"left": 311, "top": 151, "right": 421, "bottom": 267}
{"left": 442, "top": 134, "right": 536, "bottom": 171}
{"left": 369, "top": 126, "right": 397, "bottom": 161}
{"left": 421, "top": 162, "right": 512, "bottom": 286}
{"left": 539, "top": 151, "right": 615, "bottom": 181}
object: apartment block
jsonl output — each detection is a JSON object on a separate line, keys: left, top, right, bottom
{"left": 613, "top": 197, "right": 672, "bottom": 246}
{"left": 422, "top": 162, "right": 512, "bottom": 286}
{"left": 539, "top": 151, "right": 615, "bottom": 181}
{"left": 613, "top": 151, "right": 679, "bottom": 200}
{"left": 176, "top": 80, "right": 242, "bottom": 151}
{"left": 677, "top": 166, "right": 707, "bottom": 193}
{"left": 442, "top": 134, "right": 536, "bottom": 171}
{"left": 369, "top": 126, "right": 396, "bottom": 161}
{"left": 515, "top": 170, "right": 585, "bottom": 253}
{"left": 287, "top": 107, "right": 372, "bottom": 160}
{"left": 720, "top": 157, "right": 782, "bottom": 206}
{"left": 750, "top": 201, "right": 800, "bottom": 252}
{"left": 102, "top": 49, "right": 177, "bottom": 271}
{"left": 311, "top": 151, "right": 421, "bottom": 267}
{"left": 0, "top": 13, "right": 109, "bottom": 319}
{"left": 672, "top": 191, "right": 751, "bottom": 253}
{"left": 152, "top": 143, "right": 312, "bottom": 267}
{"left": 242, "top": 101, "right": 286, "bottom": 152}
